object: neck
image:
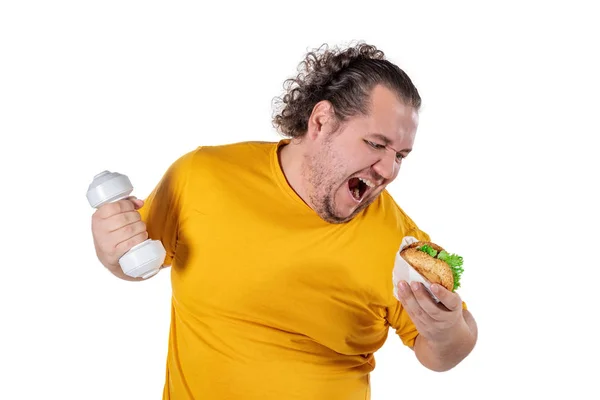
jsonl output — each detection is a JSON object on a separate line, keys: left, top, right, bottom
{"left": 278, "top": 140, "right": 311, "bottom": 207}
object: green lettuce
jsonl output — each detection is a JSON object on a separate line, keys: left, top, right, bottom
{"left": 417, "top": 245, "right": 464, "bottom": 291}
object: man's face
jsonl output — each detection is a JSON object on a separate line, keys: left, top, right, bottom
{"left": 304, "top": 85, "right": 419, "bottom": 224}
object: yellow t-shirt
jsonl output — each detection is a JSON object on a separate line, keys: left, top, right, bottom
{"left": 139, "top": 140, "right": 437, "bottom": 399}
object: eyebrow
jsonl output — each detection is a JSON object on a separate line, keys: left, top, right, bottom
{"left": 368, "top": 133, "right": 412, "bottom": 154}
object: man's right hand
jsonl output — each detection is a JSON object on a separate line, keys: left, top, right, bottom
{"left": 91, "top": 197, "right": 149, "bottom": 280}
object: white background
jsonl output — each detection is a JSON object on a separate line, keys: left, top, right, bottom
{"left": 1, "top": 1, "right": 599, "bottom": 399}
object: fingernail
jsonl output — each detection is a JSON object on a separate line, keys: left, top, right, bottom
{"left": 399, "top": 281, "right": 408, "bottom": 293}
{"left": 431, "top": 284, "right": 439, "bottom": 293}
{"left": 411, "top": 282, "right": 420, "bottom": 291}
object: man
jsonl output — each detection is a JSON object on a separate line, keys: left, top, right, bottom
{"left": 91, "top": 42, "right": 477, "bottom": 399}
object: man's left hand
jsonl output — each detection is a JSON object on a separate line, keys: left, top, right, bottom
{"left": 396, "top": 280, "right": 464, "bottom": 344}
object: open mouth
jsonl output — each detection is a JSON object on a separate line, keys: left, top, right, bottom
{"left": 347, "top": 177, "right": 374, "bottom": 203}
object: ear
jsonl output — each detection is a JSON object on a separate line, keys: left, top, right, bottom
{"left": 306, "top": 100, "right": 336, "bottom": 140}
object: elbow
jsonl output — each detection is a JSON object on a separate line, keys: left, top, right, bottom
{"left": 415, "top": 351, "right": 462, "bottom": 372}
{"left": 413, "top": 324, "right": 477, "bottom": 372}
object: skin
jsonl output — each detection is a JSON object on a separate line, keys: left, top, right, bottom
{"left": 280, "top": 84, "right": 478, "bottom": 371}
{"left": 279, "top": 84, "right": 417, "bottom": 224}
{"left": 90, "top": 84, "right": 477, "bottom": 370}
{"left": 91, "top": 196, "right": 148, "bottom": 281}
{"left": 398, "top": 281, "right": 478, "bottom": 371}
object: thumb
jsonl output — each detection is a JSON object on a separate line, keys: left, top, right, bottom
{"left": 127, "top": 196, "right": 145, "bottom": 210}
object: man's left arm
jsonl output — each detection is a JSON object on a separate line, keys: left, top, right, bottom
{"left": 397, "top": 280, "right": 478, "bottom": 372}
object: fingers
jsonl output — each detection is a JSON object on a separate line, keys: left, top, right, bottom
{"left": 407, "top": 282, "right": 450, "bottom": 320}
{"left": 104, "top": 211, "right": 143, "bottom": 233}
{"left": 397, "top": 281, "right": 435, "bottom": 326}
{"left": 94, "top": 197, "right": 142, "bottom": 219}
{"left": 91, "top": 197, "right": 149, "bottom": 265}
{"left": 128, "top": 197, "right": 145, "bottom": 210}
{"left": 399, "top": 281, "right": 446, "bottom": 320}
{"left": 114, "top": 228, "right": 149, "bottom": 255}
{"left": 112, "top": 219, "right": 147, "bottom": 245}
{"left": 95, "top": 221, "right": 149, "bottom": 260}
{"left": 430, "top": 284, "right": 462, "bottom": 312}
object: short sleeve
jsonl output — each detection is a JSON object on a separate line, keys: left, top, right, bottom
{"left": 137, "top": 150, "right": 195, "bottom": 267}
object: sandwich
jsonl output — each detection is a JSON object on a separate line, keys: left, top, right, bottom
{"left": 399, "top": 241, "right": 464, "bottom": 292}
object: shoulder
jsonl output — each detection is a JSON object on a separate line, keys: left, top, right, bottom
{"left": 168, "top": 141, "right": 281, "bottom": 192}
{"left": 170, "top": 140, "right": 276, "bottom": 173}
{"left": 193, "top": 141, "right": 276, "bottom": 162}
{"left": 368, "top": 190, "right": 431, "bottom": 242}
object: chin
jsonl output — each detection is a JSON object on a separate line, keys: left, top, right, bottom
{"left": 318, "top": 202, "right": 355, "bottom": 224}
{"left": 329, "top": 195, "right": 379, "bottom": 223}
{"left": 316, "top": 185, "right": 382, "bottom": 224}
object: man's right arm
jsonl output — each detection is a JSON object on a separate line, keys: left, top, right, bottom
{"left": 95, "top": 149, "right": 195, "bottom": 281}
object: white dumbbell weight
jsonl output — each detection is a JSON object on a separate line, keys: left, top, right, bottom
{"left": 87, "top": 171, "right": 166, "bottom": 279}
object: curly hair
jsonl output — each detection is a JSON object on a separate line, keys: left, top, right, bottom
{"left": 272, "top": 41, "right": 421, "bottom": 138}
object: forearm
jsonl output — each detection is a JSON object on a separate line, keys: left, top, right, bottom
{"left": 414, "top": 309, "right": 478, "bottom": 372}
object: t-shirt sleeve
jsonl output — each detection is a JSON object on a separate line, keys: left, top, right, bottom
{"left": 137, "top": 149, "right": 195, "bottom": 268}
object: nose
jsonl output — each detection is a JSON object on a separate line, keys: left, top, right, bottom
{"left": 372, "top": 151, "right": 398, "bottom": 181}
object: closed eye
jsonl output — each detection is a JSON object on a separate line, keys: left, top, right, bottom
{"left": 365, "top": 140, "right": 406, "bottom": 162}
{"left": 365, "top": 140, "right": 386, "bottom": 150}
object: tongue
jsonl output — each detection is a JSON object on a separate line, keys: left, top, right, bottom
{"left": 348, "top": 177, "right": 361, "bottom": 200}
